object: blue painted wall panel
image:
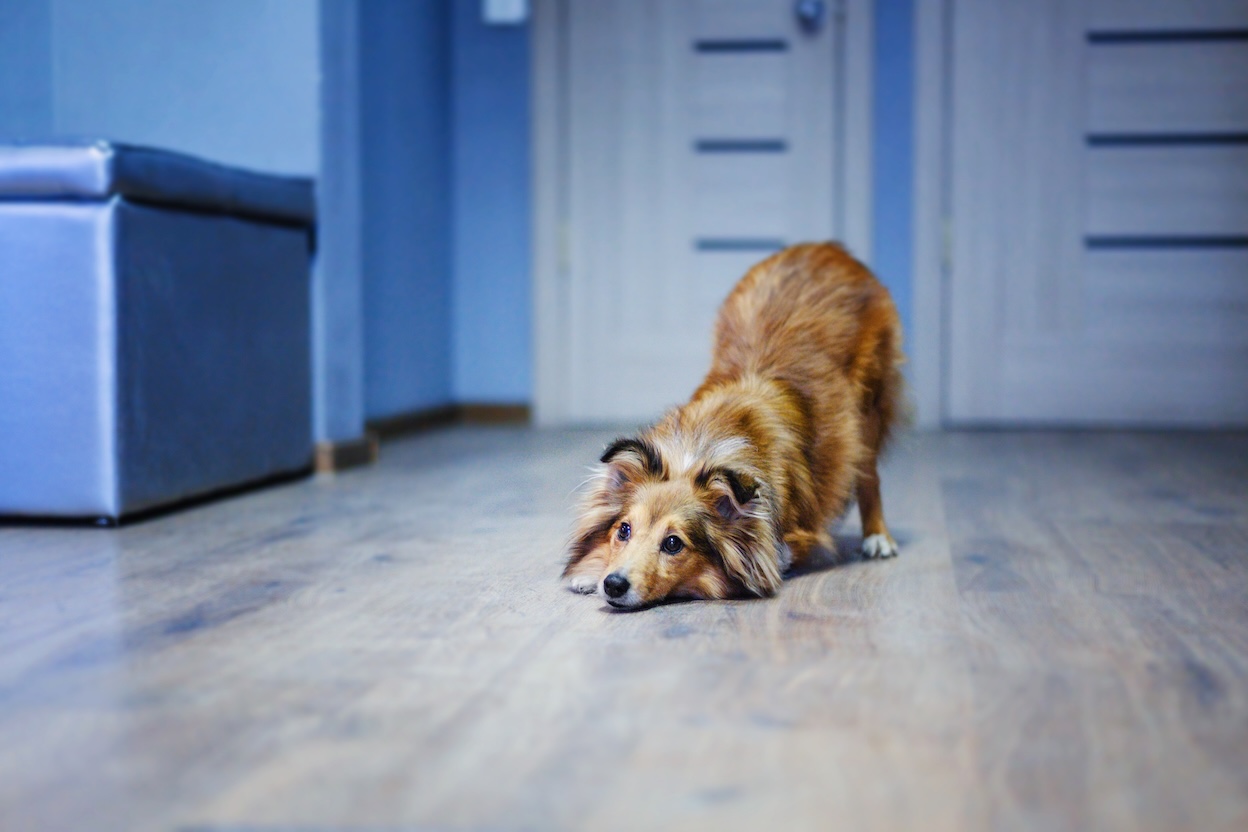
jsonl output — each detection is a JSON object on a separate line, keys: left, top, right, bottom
{"left": 315, "top": 0, "right": 366, "bottom": 443}
{"left": 871, "top": 0, "right": 915, "bottom": 346}
{"left": 451, "top": 0, "right": 532, "bottom": 404}
{"left": 48, "top": 0, "right": 319, "bottom": 176}
{"left": 0, "top": 0, "right": 53, "bottom": 139}
{"left": 361, "top": 0, "right": 455, "bottom": 419}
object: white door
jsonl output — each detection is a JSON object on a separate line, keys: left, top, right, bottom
{"left": 534, "top": 0, "right": 872, "bottom": 424}
{"left": 947, "top": 0, "right": 1248, "bottom": 426}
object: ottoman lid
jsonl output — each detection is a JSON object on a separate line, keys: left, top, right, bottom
{"left": 0, "top": 141, "right": 315, "bottom": 226}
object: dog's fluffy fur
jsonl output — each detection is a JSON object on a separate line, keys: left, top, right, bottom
{"left": 563, "top": 242, "right": 906, "bottom": 608}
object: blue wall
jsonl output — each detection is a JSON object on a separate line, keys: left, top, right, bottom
{"left": 361, "top": 0, "right": 455, "bottom": 419}
{"left": 450, "top": 0, "right": 532, "bottom": 404}
{"left": 316, "top": 0, "right": 366, "bottom": 444}
{"left": 0, "top": 0, "right": 53, "bottom": 138}
{"left": 32, "top": 0, "right": 318, "bottom": 175}
{"left": 871, "top": 0, "right": 915, "bottom": 346}
{"left": 358, "top": 0, "right": 531, "bottom": 417}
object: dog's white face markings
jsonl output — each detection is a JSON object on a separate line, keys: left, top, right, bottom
{"left": 861, "top": 533, "right": 898, "bottom": 559}
{"left": 657, "top": 430, "right": 698, "bottom": 477}
{"left": 658, "top": 431, "right": 751, "bottom": 478}
{"left": 680, "top": 450, "right": 697, "bottom": 475}
{"left": 709, "top": 436, "right": 749, "bottom": 464}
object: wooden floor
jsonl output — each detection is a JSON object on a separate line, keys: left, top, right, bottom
{"left": 2, "top": 429, "right": 1247, "bottom": 832}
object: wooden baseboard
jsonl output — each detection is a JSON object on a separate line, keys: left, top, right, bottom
{"left": 368, "top": 403, "right": 531, "bottom": 440}
{"left": 368, "top": 405, "right": 459, "bottom": 439}
{"left": 317, "top": 405, "right": 531, "bottom": 471}
{"left": 315, "top": 432, "right": 379, "bottom": 473}
{"left": 458, "top": 403, "right": 531, "bottom": 425}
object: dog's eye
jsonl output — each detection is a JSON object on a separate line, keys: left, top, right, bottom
{"left": 661, "top": 535, "right": 684, "bottom": 555}
{"left": 617, "top": 522, "right": 631, "bottom": 542}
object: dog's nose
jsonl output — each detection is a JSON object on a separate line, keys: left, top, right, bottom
{"left": 603, "top": 572, "right": 630, "bottom": 599}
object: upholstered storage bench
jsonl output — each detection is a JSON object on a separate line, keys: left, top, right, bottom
{"left": 0, "top": 142, "right": 315, "bottom": 521}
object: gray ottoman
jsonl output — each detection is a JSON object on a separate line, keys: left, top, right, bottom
{"left": 0, "top": 141, "right": 315, "bottom": 521}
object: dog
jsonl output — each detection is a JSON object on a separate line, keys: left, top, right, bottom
{"left": 561, "top": 242, "right": 907, "bottom": 609}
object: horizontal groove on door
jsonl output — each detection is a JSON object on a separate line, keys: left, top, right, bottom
{"left": 695, "top": 238, "right": 787, "bottom": 252}
{"left": 1088, "top": 29, "right": 1248, "bottom": 44}
{"left": 694, "top": 39, "right": 789, "bottom": 53}
{"left": 694, "top": 139, "right": 789, "bottom": 153}
{"left": 1086, "top": 235, "right": 1248, "bottom": 249}
{"left": 1088, "top": 133, "right": 1248, "bottom": 146}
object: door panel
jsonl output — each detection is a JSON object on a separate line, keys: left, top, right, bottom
{"left": 949, "top": 0, "right": 1248, "bottom": 426}
{"left": 1085, "top": 249, "right": 1248, "bottom": 346}
{"left": 694, "top": 153, "right": 789, "bottom": 238}
{"left": 1086, "top": 146, "right": 1248, "bottom": 237}
{"left": 694, "top": 0, "right": 792, "bottom": 37}
{"left": 693, "top": 53, "right": 789, "bottom": 134}
{"left": 1088, "top": 42, "right": 1248, "bottom": 134}
{"left": 564, "top": 0, "right": 844, "bottom": 422}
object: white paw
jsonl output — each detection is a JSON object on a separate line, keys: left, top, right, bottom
{"left": 564, "top": 573, "right": 600, "bottom": 595}
{"left": 861, "top": 533, "right": 898, "bottom": 560}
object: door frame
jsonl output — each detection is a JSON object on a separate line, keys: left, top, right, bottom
{"left": 909, "top": 0, "right": 949, "bottom": 429}
{"left": 530, "top": 0, "right": 877, "bottom": 426}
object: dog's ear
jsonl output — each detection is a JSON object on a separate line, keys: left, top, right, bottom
{"left": 599, "top": 436, "right": 664, "bottom": 487}
{"left": 563, "top": 436, "right": 661, "bottom": 578}
{"left": 699, "top": 468, "right": 784, "bottom": 596}
{"left": 705, "top": 467, "right": 760, "bottom": 520}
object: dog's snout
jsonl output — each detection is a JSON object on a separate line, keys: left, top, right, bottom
{"left": 603, "top": 572, "right": 630, "bottom": 599}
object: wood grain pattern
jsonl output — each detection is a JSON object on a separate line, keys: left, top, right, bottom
{"left": 1, "top": 428, "right": 1247, "bottom": 831}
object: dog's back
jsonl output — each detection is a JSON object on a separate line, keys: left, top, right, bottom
{"left": 708, "top": 243, "right": 901, "bottom": 399}
{"left": 702, "top": 242, "right": 907, "bottom": 519}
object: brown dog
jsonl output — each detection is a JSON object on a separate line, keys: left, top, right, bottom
{"left": 563, "top": 242, "right": 906, "bottom": 609}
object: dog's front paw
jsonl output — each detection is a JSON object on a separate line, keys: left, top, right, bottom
{"left": 564, "top": 573, "right": 600, "bottom": 594}
{"left": 861, "top": 533, "right": 898, "bottom": 560}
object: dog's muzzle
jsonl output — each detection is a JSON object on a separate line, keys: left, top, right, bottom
{"left": 603, "top": 572, "right": 629, "bottom": 598}
{"left": 602, "top": 572, "right": 643, "bottom": 608}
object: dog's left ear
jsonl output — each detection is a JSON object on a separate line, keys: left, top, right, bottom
{"left": 705, "top": 467, "right": 761, "bottom": 520}
{"left": 700, "top": 467, "right": 784, "bottom": 596}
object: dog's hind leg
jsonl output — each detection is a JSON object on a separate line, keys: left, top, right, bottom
{"left": 857, "top": 406, "right": 898, "bottom": 560}
{"left": 857, "top": 460, "right": 897, "bottom": 559}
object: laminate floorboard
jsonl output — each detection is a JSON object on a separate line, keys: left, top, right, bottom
{"left": 1, "top": 428, "right": 1245, "bottom": 831}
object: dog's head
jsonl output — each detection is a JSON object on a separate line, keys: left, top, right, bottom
{"left": 563, "top": 434, "right": 785, "bottom": 609}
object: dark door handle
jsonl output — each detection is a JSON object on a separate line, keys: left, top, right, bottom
{"left": 795, "top": 0, "right": 826, "bottom": 33}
